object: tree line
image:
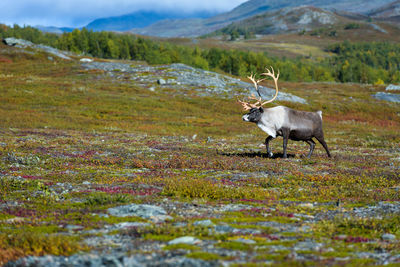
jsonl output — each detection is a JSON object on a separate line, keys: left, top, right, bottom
{"left": 1, "top": 24, "right": 399, "bottom": 84}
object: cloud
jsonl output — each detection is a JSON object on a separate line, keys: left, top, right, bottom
{"left": 0, "top": 0, "right": 248, "bottom": 27}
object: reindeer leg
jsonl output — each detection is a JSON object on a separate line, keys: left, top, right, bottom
{"left": 305, "top": 139, "right": 316, "bottom": 158}
{"left": 282, "top": 128, "right": 290, "bottom": 158}
{"left": 315, "top": 134, "right": 331, "bottom": 158}
{"left": 265, "top": 136, "right": 274, "bottom": 158}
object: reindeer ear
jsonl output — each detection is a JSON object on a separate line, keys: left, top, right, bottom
{"left": 259, "top": 107, "right": 264, "bottom": 113}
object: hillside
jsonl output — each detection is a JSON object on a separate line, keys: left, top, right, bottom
{"left": 1, "top": 33, "right": 400, "bottom": 266}
{"left": 368, "top": 0, "right": 400, "bottom": 27}
{"left": 85, "top": 10, "right": 217, "bottom": 32}
{"left": 368, "top": 0, "right": 400, "bottom": 18}
{"left": 209, "top": 4, "right": 400, "bottom": 39}
{"left": 212, "top": 6, "right": 348, "bottom": 36}
{"left": 131, "top": 0, "right": 396, "bottom": 37}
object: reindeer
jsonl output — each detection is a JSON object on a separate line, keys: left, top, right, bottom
{"left": 238, "top": 67, "right": 331, "bottom": 158}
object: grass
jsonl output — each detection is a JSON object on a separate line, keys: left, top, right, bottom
{"left": 0, "top": 42, "right": 399, "bottom": 265}
{"left": 0, "top": 227, "right": 86, "bottom": 265}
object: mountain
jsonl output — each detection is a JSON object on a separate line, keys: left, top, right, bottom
{"left": 85, "top": 10, "right": 218, "bottom": 32}
{"left": 369, "top": 0, "right": 400, "bottom": 18}
{"left": 131, "top": 0, "right": 396, "bottom": 37}
{"left": 35, "top": 25, "right": 74, "bottom": 34}
{"left": 213, "top": 6, "right": 349, "bottom": 36}
{"left": 366, "top": 0, "right": 400, "bottom": 27}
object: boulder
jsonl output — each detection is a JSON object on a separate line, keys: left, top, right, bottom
{"left": 167, "top": 236, "right": 202, "bottom": 245}
{"left": 386, "top": 84, "right": 400, "bottom": 91}
{"left": 373, "top": 92, "right": 400, "bottom": 103}
{"left": 107, "top": 204, "right": 172, "bottom": 222}
{"left": 3, "top": 38, "right": 71, "bottom": 60}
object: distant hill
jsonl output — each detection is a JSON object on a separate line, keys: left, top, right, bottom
{"left": 131, "top": 0, "right": 396, "bottom": 37}
{"left": 34, "top": 10, "right": 217, "bottom": 34}
{"left": 367, "top": 0, "right": 400, "bottom": 26}
{"left": 85, "top": 10, "right": 218, "bottom": 32}
{"left": 213, "top": 6, "right": 348, "bottom": 36}
{"left": 210, "top": 5, "right": 399, "bottom": 38}
{"left": 35, "top": 25, "right": 74, "bottom": 34}
{"left": 34, "top": 0, "right": 399, "bottom": 37}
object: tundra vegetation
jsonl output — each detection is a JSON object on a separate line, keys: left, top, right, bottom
{"left": 0, "top": 28, "right": 399, "bottom": 266}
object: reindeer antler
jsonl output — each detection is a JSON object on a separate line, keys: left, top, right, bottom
{"left": 247, "top": 73, "right": 266, "bottom": 99}
{"left": 237, "top": 94, "right": 261, "bottom": 111}
{"left": 260, "top": 66, "right": 279, "bottom": 105}
{"left": 237, "top": 66, "right": 280, "bottom": 110}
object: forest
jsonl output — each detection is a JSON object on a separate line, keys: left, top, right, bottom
{"left": 1, "top": 24, "right": 399, "bottom": 84}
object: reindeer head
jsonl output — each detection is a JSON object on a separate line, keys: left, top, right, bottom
{"left": 242, "top": 107, "right": 264, "bottom": 122}
{"left": 238, "top": 66, "right": 280, "bottom": 112}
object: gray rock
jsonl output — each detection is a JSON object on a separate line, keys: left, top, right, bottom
{"left": 166, "top": 79, "right": 177, "bottom": 84}
{"left": 4, "top": 254, "right": 218, "bottom": 267}
{"left": 108, "top": 204, "right": 171, "bottom": 222}
{"left": 168, "top": 236, "right": 202, "bottom": 245}
{"left": 149, "top": 257, "right": 216, "bottom": 267}
{"left": 193, "top": 219, "right": 214, "bottom": 227}
{"left": 267, "top": 245, "right": 290, "bottom": 252}
{"left": 82, "top": 61, "right": 306, "bottom": 103}
{"left": 386, "top": 84, "right": 400, "bottom": 91}
{"left": 3, "top": 37, "right": 71, "bottom": 60}
{"left": 215, "top": 224, "right": 235, "bottom": 234}
{"left": 173, "top": 222, "right": 188, "bottom": 227}
{"left": 80, "top": 58, "right": 93, "bottom": 62}
{"left": 373, "top": 92, "right": 400, "bottom": 103}
{"left": 3, "top": 37, "right": 33, "bottom": 47}
{"left": 64, "top": 224, "right": 84, "bottom": 231}
{"left": 298, "top": 203, "right": 314, "bottom": 208}
{"left": 294, "top": 241, "right": 323, "bottom": 252}
{"left": 158, "top": 79, "right": 166, "bottom": 85}
{"left": 219, "top": 204, "right": 252, "bottom": 212}
{"left": 233, "top": 238, "right": 256, "bottom": 244}
{"left": 356, "top": 252, "right": 394, "bottom": 265}
{"left": 369, "top": 23, "right": 388, "bottom": 34}
{"left": 214, "top": 224, "right": 261, "bottom": 235}
{"left": 381, "top": 233, "right": 396, "bottom": 241}
{"left": 113, "top": 222, "right": 151, "bottom": 229}
{"left": 352, "top": 202, "right": 400, "bottom": 218}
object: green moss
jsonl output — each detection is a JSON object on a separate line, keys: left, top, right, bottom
{"left": 186, "top": 251, "right": 221, "bottom": 261}
{"left": 320, "top": 251, "right": 351, "bottom": 258}
{"left": 268, "top": 216, "right": 299, "bottom": 224}
{"left": 144, "top": 234, "right": 174, "bottom": 242}
{"left": 216, "top": 241, "right": 254, "bottom": 251}
{"left": 253, "top": 250, "right": 290, "bottom": 261}
{"left": 346, "top": 258, "right": 376, "bottom": 266}
{"left": 313, "top": 217, "right": 400, "bottom": 240}
{"left": 256, "top": 240, "right": 298, "bottom": 248}
{"left": 0, "top": 213, "right": 15, "bottom": 221}
{"left": 163, "top": 244, "right": 200, "bottom": 251}
{"left": 161, "top": 176, "right": 274, "bottom": 200}
{"left": 0, "top": 228, "right": 87, "bottom": 262}
{"left": 84, "top": 192, "right": 132, "bottom": 206}
{"left": 230, "top": 263, "right": 271, "bottom": 267}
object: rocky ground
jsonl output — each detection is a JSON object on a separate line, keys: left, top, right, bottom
{"left": 0, "top": 40, "right": 399, "bottom": 266}
{"left": 81, "top": 61, "right": 306, "bottom": 103}
{"left": 1, "top": 129, "right": 399, "bottom": 267}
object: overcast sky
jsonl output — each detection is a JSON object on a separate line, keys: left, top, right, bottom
{"left": 0, "top": 0, "right": 248, "bottom": 27}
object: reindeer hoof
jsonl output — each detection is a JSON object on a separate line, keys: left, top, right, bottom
{"left": 267, "top": 152, "right": 273, "bottom": 158}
